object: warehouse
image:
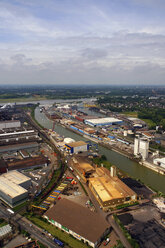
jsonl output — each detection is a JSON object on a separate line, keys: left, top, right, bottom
{"left": 0, "top": 171, "right": 30, "bottom": 207}
{"left": 0, "top": 142, "right": 39, "bottom": 153}
{"left": 2, "top": 170, "right": 31, "bottom": 189}
{"left": 65, "top": 141, "right": 89, "bottom": 154}
{"left": 71, "top": 161, "right": 95, "bottom": 182}
{"left": 153, "top": 157, "right": 165, "bottom": 169}
{"left": 88, "top": 167, "right": 137, "bottom": 210}
{"left": 84, "top": 117, "right": 123, "bottom": 127}
{"left": 44, "top": 199, "right": 110, "bottom": 248}
{"left": 0, "top": 120, "right": 21, "bottom": 129}
{"left": 7, "top": 155, "right": 49, "bottom": 171}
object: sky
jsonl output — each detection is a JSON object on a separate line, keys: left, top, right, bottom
{"left": 1, "top": 0, "right": 165, "bottom": 85}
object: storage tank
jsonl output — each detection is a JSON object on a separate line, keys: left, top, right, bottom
{"left": 64, "top": 137, "right": 75, "bottom": 144}
{"left": 134, "top": 136, "right": 139, "bottom": 155}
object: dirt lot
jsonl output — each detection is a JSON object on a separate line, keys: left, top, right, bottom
{"left": 122, "top": 177, "right": 154, "bottom": 199}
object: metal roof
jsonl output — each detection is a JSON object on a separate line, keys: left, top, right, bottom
{"left": 85, "top": 117, "right": 122, "bottom": 124}
{"left": 0, "top": 177, "right": 27, "bottom": 198}
{"left": 2, "top": 170, "right": 31, "bottom": 185}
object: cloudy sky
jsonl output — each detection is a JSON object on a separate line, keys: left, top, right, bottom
{"left": 1, "top": 0, "right": 165, "bottom": 85}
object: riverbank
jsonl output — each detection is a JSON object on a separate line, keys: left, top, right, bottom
{"left": 35, "top": 107, "right": 165, "bottom": 194}
{"left": 59, "top": 121, "right": 165, "bottom": 176}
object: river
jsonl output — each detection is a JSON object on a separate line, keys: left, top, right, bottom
{"left": 35, "top": 107, "right": 165, "bottom": 194}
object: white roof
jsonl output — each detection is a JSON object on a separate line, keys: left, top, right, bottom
{"left": 154, "top": 157, "right": 165, "bottom": 164}
{"left": 64, "top": 137, "right": 75, "bottom": 144}
{"left": 0, "top": 224, "right": 12, "bottom": 238}
{"left": 85, "top": 117, "right": 122, "bottom": 124}
{"left": 2, "top": 170, "right": 31, "bottom": 185}
{"left": 0, "top": 177, "right": 27, "bottom": 198}
{"left": 128, "top": 117, "right": 140, "bottom": 121}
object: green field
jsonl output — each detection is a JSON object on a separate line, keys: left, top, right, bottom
{"left": 27, "top": 216, "right": 89, "bottom": 248}
{"left": 141, "top": 119, "right": 156, "bottom": 128}
{"left": 0, "top": 96, "right": 47, "bottom": 103}
{"left": 122, "top": 111, "right": 138, "bottom": 117}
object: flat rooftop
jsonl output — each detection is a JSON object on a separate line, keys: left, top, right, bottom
{"left": 2, "top": 170, "right": 31, "bottom": 185}
{"left": 89, "top": 167, "right": 136, "bottom": 202}
{"left": 85, "top": 117, "right": 122, "bottom": 124}
{"left": 66, "top": 141, "right": 87, "bottom": 147}
{"left": 0, "top": 176, "right": 27, "bottom": 198}
{"left": 44, "top": 199, "right": 109, "bottom": 243}
{"left": 0, "top": 142, "right": 38, "bottom": 151}
{"left": 73, "top": 162, "right": 95, "bottom": 174}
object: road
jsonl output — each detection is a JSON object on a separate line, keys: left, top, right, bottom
{"left": 0, "top": 204, "right": 59, "bottom": 248}
{"left": 106, "top": 215, "right": 132, "bottom": 248}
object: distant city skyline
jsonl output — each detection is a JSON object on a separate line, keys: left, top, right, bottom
{"left": 1, "top": 0, "right": 165, "bottom": 85}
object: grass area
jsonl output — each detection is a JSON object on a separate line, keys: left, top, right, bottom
{"left": 79, "top": 181, "right": 88, "bottom": 196}
{"left": 0, "top": 218, "right": 8, "bottom": 227}
{"left": 113, "top": 240, "right": 124, "bottom": 248}
{"left": 122, "top": 111, "right": 138, "bottom": 117}
{"left": 113, "top": 214, "right": 139, "bottom": 248}
{"left": 0, "top": 96, "right": 47, "bottom": 103}
{"left": 141, "top": 119, "right": 156, "bottom": 129}
{"left": 26, "top": 216, "right": 89, "bottom": 248}
{"left": 115, "top": 201, "right": 139, "bottom": 210}
{"left": 93, "top": 155, "right": 112, "bottom": 170}
{"left": 13, "top": 201, "right": 29, "bottom": 212}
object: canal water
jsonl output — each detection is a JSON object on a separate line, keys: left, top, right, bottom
{"left": 35, "top": 107, "right": 165, "bottom": 194}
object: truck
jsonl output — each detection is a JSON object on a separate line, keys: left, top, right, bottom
{"left": 53, "top": 238, "right": 64, "bottom": 247}
{"left": 7, "top": 208, "right": 14, "bottom": 214}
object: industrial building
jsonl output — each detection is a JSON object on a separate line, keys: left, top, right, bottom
{"left": 0, "top": 171, "right": 31, "bottom": 207}
{"left": 153, "top": 157, "right": 165, "bottom": 169}
{"left": 44, "top": 199, "right": 110, "bottom": 248}
{"left": 65, "top": 141, "right": 89, "bottom": 154}
{"left": 0, "top": 129, "right": 41, "bottom": 146}
{"left": 2, "top": 170, "right": 31, "bottom": 189}
{"left": 71, "top": 160, "right": 95, "bottom": 182}
{"left": 0, "top": 120, "right": 21, "bottom": 129}
{"left": 84, "top": 117, "right": 123, "bottom": 127}
{"left": 0, "top": 142, "right": 39, "bottom": 153}
{"left": 134, "top": 136, "right": 149, "bottom": 160}
{"left": 7, "top": 155, "right": 49, "bottom": 171}
{"left": 88, "top": 167, "right": 137, "bottom": 210}
{"left": 0, "top": 224, "right": 12, "bottom": 241}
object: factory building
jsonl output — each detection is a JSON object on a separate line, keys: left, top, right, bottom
{"left": 44, "top": 199, "right": 110, "bottom": 248}
{"left": 134, "top": 136, "right": 149, "bottom": 160}
{"left": 88, "top": 167, "right": 137, "bottom": 210}
{"left": 71, "top": 161, "right": 95, "bottom": 182}
{"left": 0, "top": 171, "right": 31, "bottom": 207}
{"left": 65, "top": 141, "right": 89, "bottom": 154}
{"left": 0, "top": 129, "right": 41, "bottom": 146}
{"left": 0, "top": 120, "right": 21, "bottom": 129}
{"left": 7, "top": 155, "right": 49, "bottom": 171}
{"left": 0, "top": 142, "right": 39, "bottom": 153}
{"left": 84, "top": 117, "right": 123, "bottom": 127}
{"left": 2, "top": 170, "right": 31, "bottom": 189}
{"left": 153, "top": 158, "right": 165, "bottom": 169}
